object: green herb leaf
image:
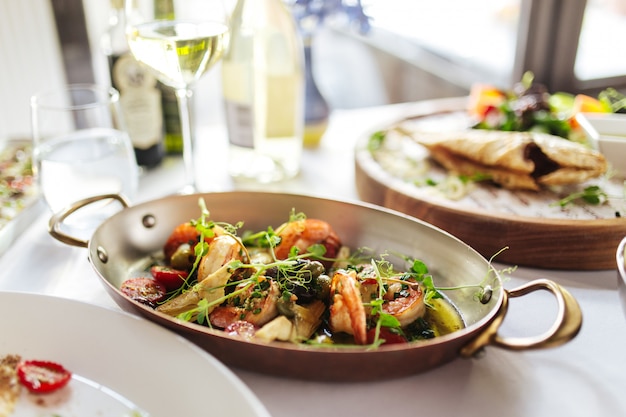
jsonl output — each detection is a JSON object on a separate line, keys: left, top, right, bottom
{"left": 410, "top": 259, "right": 429, "bottom": 276}
{"left": 368, "top": 131, "right": 386, "bottom": 152}
{"left": 378, "top": 312, "right": 401, "bottom": 329}
{"left": 554, "top": 185, "right": 608, "bottom": 207}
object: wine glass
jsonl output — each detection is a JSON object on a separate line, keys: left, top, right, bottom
{"left": 124, "top": 0, "right": 230, "bottom": 193}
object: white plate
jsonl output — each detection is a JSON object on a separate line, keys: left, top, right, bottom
{"left": 0, "top": 291, "right": 270, "bottom": 417}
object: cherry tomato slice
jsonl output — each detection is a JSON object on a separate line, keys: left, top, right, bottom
{"left": 16, "top": 360, "right": 72, "bottom": 394}
{"left": 150, "top": 265, "right": 189, "bottom": 291}
{"left": 366, "top": 327, "right": 407, "bottom": 345}
{"left": 120, "top": 277, "right": 167, "bottom": 307}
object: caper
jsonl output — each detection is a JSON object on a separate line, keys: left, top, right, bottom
{"left": 302, "top": 260, "right": 325, "bottom": 278}
{"left": 315, "top": 274, "right": 331, "bottom": 300}
{"left": 170, "top": 243, "right": 194, "bottom": 270}
{"left": 479, "top": 285, "right": 493, "bottom": 304}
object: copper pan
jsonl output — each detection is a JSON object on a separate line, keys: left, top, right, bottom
{"left": 49, "top": 191, "right": 582, "bottom": 382}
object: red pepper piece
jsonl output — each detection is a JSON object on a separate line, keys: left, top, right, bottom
{"left": 16, "top": 360, "right": 72, "bottom": 394}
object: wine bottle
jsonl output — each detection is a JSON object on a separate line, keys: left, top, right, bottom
{"left": 154, "top": 0, "right": 183, "bottom": 155}
{"left": 102, "top": 0, "right": 165, "bottom": 168}
{"left": 222, "top": 0, "right": 305, "bottom": 183}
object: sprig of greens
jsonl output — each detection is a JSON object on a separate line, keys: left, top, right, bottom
{"left": 553, "top": 185, "right": 609, "bottom": 207}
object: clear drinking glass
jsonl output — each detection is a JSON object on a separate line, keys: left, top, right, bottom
{"left": 30, "top": 84, "right": 139, "bottom": 229}
{"left": 124, "top": 0, "right": 230, "bottom": 193}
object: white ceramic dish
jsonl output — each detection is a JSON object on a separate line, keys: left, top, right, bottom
{"left": 0, "top": 291, "right": 270, "bottom": 417}
{"left": 576, "top": 112, "right": 626, "bottom": 178}
{"left": 0, "top": 140, "right": 43, "bottom": 258}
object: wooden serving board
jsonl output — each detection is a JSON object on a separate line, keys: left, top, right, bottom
{"left": 354, "top": 97, "right": 626, "bottom": 270}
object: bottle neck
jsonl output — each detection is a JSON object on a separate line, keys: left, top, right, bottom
{"left": 103, "top": 6, "right": 128, "bottom": 57}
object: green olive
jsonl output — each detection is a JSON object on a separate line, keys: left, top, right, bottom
{"left": 302, "top": 260, "right": 325, "bottom": 278}
{"left": 315, "top": 274, "right": 331, "bottom": 300}
{"left": 170, "top": 243, "right": 194, "bottom": 270}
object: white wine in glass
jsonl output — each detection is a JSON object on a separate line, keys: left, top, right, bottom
{"left": 125, "top": 0, "right": 229, "bottom": 193}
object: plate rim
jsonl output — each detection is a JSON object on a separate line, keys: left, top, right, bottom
{"left": 0, "top": 290, "right": 271, "bottom": 417}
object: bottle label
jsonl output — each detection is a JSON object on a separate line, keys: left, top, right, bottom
{"left": 112, "top": 54, "right": 163, "bottom": 150}
{"left": 224, "top": 99, "right": 254, "bottom": 148}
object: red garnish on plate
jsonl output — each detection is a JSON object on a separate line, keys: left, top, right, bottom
{"left": 150, "top": 265, "right": 189, "bottom": 291}
{"left": 16, "top": 360, "right": 72, "bottom": 394}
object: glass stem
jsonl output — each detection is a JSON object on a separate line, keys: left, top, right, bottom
{"left": 175, "top": 88, "right": 195, "bottom": 193}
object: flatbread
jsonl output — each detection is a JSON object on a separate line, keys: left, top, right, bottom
{"left": 405, "top": 129, "right": 607, "bottom": 190}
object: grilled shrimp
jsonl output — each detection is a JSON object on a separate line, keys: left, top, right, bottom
{"left": 157, "top": 235, "right": 245, "bottom": 317}
{"left": 198, "top": 234, "right": 246, "bottom": 282}
{"left": 357, "top": 265, "right": 427, "bottom": 328}
{"left": 210, "top": 279, "right": 280, "bottom": 329}
{"left": 382, "top": 278, "right": 426, "bottom": 328}
{"left": 274, "top": 218, "right": 342, "bottom": 268}
{"left": 329, "top": 270, "right": 367, "bottom": 344}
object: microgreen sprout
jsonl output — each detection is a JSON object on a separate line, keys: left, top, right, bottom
{"left": 398, "top": 247, "right": 512, "bottom": 305}
{"left": 553, "top": 185, "right": 609, "bottom": 207}
{"left": 241, "top": 226, "right": 280, "bottom": 248}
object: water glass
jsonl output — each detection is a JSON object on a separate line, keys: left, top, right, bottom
{"left": 30, "top": 84, "right": 139, "bottom": 228}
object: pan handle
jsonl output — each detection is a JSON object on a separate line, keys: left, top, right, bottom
{"left": 459, "top": 278, "right": 582, "bottom": 357}
{"left": 48, "top": 194, "right": 131, "bottom": 248}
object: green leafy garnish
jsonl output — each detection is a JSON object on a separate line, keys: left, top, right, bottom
{"left": 241, "top": 226, "right": 280, "bottom": 248}
{"left": 554, "top": 185, "right": 609, "bottom": 207}
{"left": 368, "top": 130, "right": 386, "bottom": 152}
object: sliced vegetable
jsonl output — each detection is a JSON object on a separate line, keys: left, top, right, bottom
{"left": 120, "top": 277, "right": 167, "bottom": 307}
{"left": 569, "top": 94, "right": 611, "bottom": 129}
{"left": 548, "top": 92, "right": 575, "bottom": 117}
{"left": 150, "top": 265, "right": 189, "bottom": 291}
{"left": 255, "top": 316, "right": 295, "bottom": 342}
{"left": 573, "top": 93, "right": 611, "bottom": 114}
{"left": 468, "top": 83, "right": 506, "bottom": 119}
{"left": 16, "top": 360, "right": 71, "bottom": 394}
{"left": 366, "top": 327, "right": 407, "bottom": 345}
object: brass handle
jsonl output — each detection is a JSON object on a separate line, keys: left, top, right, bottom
{"left": 48, "top": 194, "right": 130, "bottom": 248}
{"left": 460, "top": 278, "right": 582, "bottom": 357}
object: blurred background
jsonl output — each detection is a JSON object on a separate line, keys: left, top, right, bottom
{"left": 1, "top": 0, "right": 625, "bottom": 140}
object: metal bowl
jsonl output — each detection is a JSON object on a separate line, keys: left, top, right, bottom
{"left": 49, "top": 191, "right": 582, "bottom": 381}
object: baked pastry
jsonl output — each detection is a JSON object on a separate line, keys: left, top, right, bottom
{"left": 405, "top": 129, "right": 607, "bottom": 190}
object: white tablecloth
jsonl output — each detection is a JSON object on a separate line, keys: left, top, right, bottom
{"left": 1, "top": 99, "right": 625, "bottom": 417}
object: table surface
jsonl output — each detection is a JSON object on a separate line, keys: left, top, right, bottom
{"left": 1, "top": 98, "right": 625, "bottom": 417}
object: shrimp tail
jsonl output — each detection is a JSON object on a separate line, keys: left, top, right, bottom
{"left": 329, "top": 270, "right": 367, "bottom": 344}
